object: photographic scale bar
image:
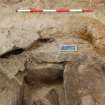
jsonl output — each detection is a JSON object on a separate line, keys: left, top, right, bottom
{"left": 16, "top": 8, "right": 94, "bottom": 13}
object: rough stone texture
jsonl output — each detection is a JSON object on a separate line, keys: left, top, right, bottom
{"left": 0, "top": 26, "right": 39, "bottom": 56}
{"left": 0, "top": 0, "right": 105, "bottom": 105}
{"left": 0, "top": 15, "right": 104, "bottom": 105}
{"left": 24, "top": 85, "right": 64, "bottom": 105}
{"left": 0, "top": 71, "right": 24, "bottom": 105}
{"left": 30, "top": 35, "right": 95, "bottom": 63}
{"left": 0, "top": 15, "right": 105, "bottom": 105}
{"left": 38, "top": 16, "right": 105, "bottom": 55}
{"left": 46, "top": 89, "right": 60, "bottom": 105}
{"left": 0, "top": 56, "right": 26, "bottom": 80}
{"left": 64, "top": 56, "right": 105, "bottom": 105}
{"left": 1, "top": 9, "right": 105, "bottom": 56}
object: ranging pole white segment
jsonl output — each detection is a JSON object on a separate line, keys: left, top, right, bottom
{"left": 70, "top": 9, "right": 82, "bottom": 12}
{"left": 17, "top": 9, "right": 31, "bottom": 12}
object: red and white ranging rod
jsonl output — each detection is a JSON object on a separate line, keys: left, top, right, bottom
{"left": 16, "top": 8, "right": 94, "bottom": 13}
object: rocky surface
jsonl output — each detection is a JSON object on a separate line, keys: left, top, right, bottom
{"left": 64, "top": 56, "right": 105, "bottom": 105}
{"left": 0, "top": 24, "right": 39, "bottom": 56}
{"left": 0, "top": 70, "right": 24, "bottom": 105}
{"left": 0, "top": 0, "right": 105, "bottom": 105}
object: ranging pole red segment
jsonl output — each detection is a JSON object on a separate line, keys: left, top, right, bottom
{"left": 56, "top": 8, "right": 70, "bottom": 12}
{"left": 30, "top": 9, "right": 43, "bottom": 12}
{"left": 82, "top": 9, "right": 94, "bottom": 12}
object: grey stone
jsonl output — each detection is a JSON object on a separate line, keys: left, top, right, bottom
{"left": 64, "top": 57, "right": 105, "bottom": 105}
{"left": 0, "top": 26, "right": 39, "bottom": 56}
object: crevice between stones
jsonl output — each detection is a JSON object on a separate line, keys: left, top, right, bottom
{"left": 0, "top": 48, "right": 25, "bottom": 58}
{"left": 0, "top": 37, "right": 55, "bottom": 59}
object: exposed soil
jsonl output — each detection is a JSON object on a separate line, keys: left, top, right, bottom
{"left": 0, "top": 0, "right": 105, "bottom": 105}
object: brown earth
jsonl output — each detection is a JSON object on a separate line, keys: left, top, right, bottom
{"left": 0, "top": 0, "right": 105, "bottom": 105}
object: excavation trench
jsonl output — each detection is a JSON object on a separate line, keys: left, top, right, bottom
{"left": 0, "top": 16, "right": 105, "bottom": 105}
{"left": 22, "top": 20, "right": 105, "bottom": 105}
